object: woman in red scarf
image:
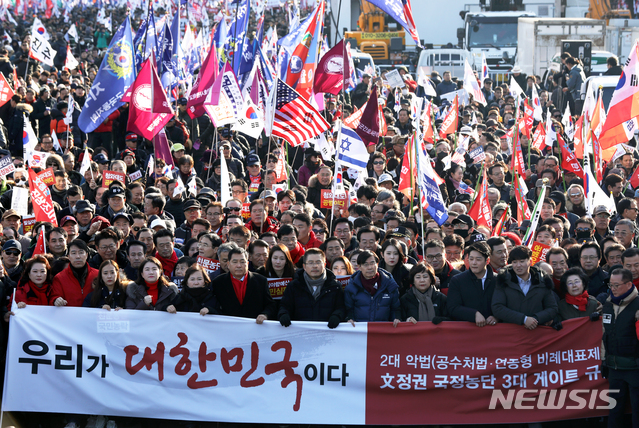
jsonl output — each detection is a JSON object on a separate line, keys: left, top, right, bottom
{"left": 10, "top": 255, "right": 53, "bottom": 312}
{"left": 125, "top": 257, "right": 178, "bottom": 311}
{"left": 558, "top": 267, "right": 600, "bottom": 320}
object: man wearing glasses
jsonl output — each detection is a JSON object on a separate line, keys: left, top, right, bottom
{"left": 205, "top": 202, "right": 224, "bottom": 235}
{"left": 622, "top": 248, "right": 639, "bottom": 289}
{"left": 278, "top": 248, "right": 345, "bottom": 329}
{"left": 579, "top": 242, "right": 609, "bottom": 297}
{"left": 600, "top": 267, "right": 639, "bottom": 427}
{"left": 593, "top": 205, "right": 612, "bottom": 244}
{"left": 1, "top": 240, "right": 23, "bottom": 284}
{"left": 614, "top": 219, "right": 636, "bottom": 249}
{"left": 90, "top": 229, "right": 129, "bottom": 270}
{"left": 424, "top": 239, "right": 460, "bottom": 295}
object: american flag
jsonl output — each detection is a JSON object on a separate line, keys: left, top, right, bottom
{"left": 272, "top": 79, "right": 330, "bottom": 147}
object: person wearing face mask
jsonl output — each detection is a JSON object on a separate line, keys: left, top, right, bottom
{"left": 451, "top": 215, "right": 482, "bottom": 244}
{"left": 298, "top": 149, "right": 322, "bottom": 188}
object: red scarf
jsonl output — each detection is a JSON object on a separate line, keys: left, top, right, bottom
{"left": 27, "top": 281, "right": 50, "bottom": 306}
{"left": 155, "top": 250, "right": 179, "bottom": 277}
{"left": 146, "top": 280, "right": 159, "bottom": 305}
{"left": 289, "top": 241, "right": 305, "bottom": 264}
{"left": 231, "top": 274, "right": 248, "bottom": 304}
{"left": 361, "top": 272, "right": 380, "bottom": 296}
{"left": 565, "top": 290, "right": 589, "bottom": 311}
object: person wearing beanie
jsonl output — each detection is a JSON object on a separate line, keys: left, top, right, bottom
{"left": 49, "top": 101, "right": 70, "bottom": 135}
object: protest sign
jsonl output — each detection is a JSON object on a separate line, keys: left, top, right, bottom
{"left": 22, "top": 214, "right": 36, "bottom": 234}
{"left": 0, "top": 155, "right": 15, "bottom": 177}
{"left": 11, "top": 187, "right": 29, "bottom": 217}
{"left": 530, "top": 241, "right": 551, "bottom": 265}
{"left": 37, "top": 167, "right": 55, "bottom": 186}
{"left": 385, "top": 69, "right": 404, "bottom": 88}
{"left": 102, "top": 171, "right": 126, "bottom": 187}
{"left": 241, "top": 202, "right": 251, "bottom": 220}
{"left": 128, "top": 170, "right": 143, "bottom": 182}
{"left": 196, "top": 256, "right": 220, "bottom": 274}
{"left": 320, "top": 189, "right": 348, "bottom": 209}
{"left": 469, "top": 146, "right": 486, "bottom": 163}
{"left": 268, "top": 277, "right": 292, "bottom": 299}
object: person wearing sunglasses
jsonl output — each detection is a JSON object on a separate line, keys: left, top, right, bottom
{"left": 1, "top": 240, "right": 23, "bottom": 284}
{"left": 367, "top": 152, "right": 388, "bottom": 181}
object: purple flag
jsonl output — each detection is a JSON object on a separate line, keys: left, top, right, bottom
{"left": 153, "top": 129, "right": 174, "bottom": 168}
{"left": 355, "top": 89, "right": 380, "bottom": 147}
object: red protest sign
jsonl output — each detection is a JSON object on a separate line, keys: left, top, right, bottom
{"left": 196, "top": 256, "right": 220, "bottom": 275}
{"left": 28, "top": 168, "right": 57, "bottom": 226}
{"left": 102, "top": 171, "right": 126, "bottom": 188}
{"left": 0, "top": 73, "right": 15, "bottom": 107}
{"left": 241, "top": 202, "right": 251, "bottom": 220}
{"left": 22, "top": 214, "right": 36, "bottom": 234}
{"left": 37, "top": 168, "right": 55, "bottom": 186}
{"left": 336, "top": 275, "right": 350, "bottom": 289}
{"left": 320, "top": 189, "right": 348, "bottom": 209}
{"left": 268, "top": 278, "right": 292, "bottom": 300}
{"left": 365, "top": 318, "right": 607, "bottom": 425}
{"left": 530, "top": 241, "right": 551, "bottom": 265}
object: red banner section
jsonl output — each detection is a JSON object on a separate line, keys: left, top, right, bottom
{"left": 366, "top": 318, "right": 608, "bottom": 425}
{"left": 102, "top": 171, "right": 126, "bottom": 187}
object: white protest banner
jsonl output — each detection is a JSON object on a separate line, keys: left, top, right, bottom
{"left": 4, "top": 306, "right": 367, "bottom": 423}
{"left": 384, "top": 69, "right": 404, "bottom": 88}
{"left": 11, "top": 186, "right": 29, "bottom": 217}
{"left": 0, "top": 154, "right": 15, "bottom": 176}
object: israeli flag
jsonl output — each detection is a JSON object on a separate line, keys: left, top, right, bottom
{"left": 336, "top": 126, "right": 369, "bottom": 172}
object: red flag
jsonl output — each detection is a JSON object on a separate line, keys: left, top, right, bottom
{"left": 127, "top": 58, "right": 174, "bottom": 141}
{"left": 285, "top": 1, "right": 324, "bottom": 91}
{"left": 355, "top": 88, "right": 380, "bottom": 147}
{"left": 187, "top": 44, "right": 219, "bottom": 119}
{"left": 0, "top": 73, "right": 15, "bottom": 108}
{"left": 438, "top": 95, "right": 458, "bottom": 137}
{"left": 28, "top": 168, "right": 58, "bottom": 226}
{"left": 398, "top": 135, "right": 415, "bottom": 200}
{"left": 153, "top": 129, "right": 175, "bottom": 168}
{"left": 12, "top": 68, "right": 19, "bottom": 89}
{"left": 511, "top": 121, "right": 525, "bottom": 178}
{"left": 574, "top": 115, "right": 585, "bottom": 159}
{"left": 559, "top": 134, "right": 584, "bottom": 178}
{"left": 531, "top": 122, "right": 546, "bottom": 151}
{"left": 344, "top": 102, "right": 365, "bottom": 129}
{"left": 32, "top": 227, "right": 46, "bottom": 256}
{"left": 468, "top": 168, "right": 492, "bottom": 229}
{"left": 492, "top": 208, "right": 508, "bottom": 237}
{"left": 313, "top": 39, "right": 345, "bottom": 95}
{"left": 44, "top": 0, "right": 53, "bottom": 19}
{"left": 630, "top": 165, "right": 639, "bottom": 189}
{"left": 522, "top": 99, "right": 533, "bottom": 138}
{"left": 513, "top": 174, "right": 532, "bottom": 224}
{"left": 422, "top": 102, "right": 435, "bottom": 144}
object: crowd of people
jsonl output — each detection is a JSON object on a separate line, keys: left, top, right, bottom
{"left": 0, "top": 3, "right": 637, "bottom": 428}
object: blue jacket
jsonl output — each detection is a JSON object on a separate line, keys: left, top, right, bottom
{"left": 345, "top": 269, "right": 401, "bottom": 322}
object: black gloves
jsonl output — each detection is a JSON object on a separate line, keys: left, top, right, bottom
{"left": 327, "top": 315, "right": 341, "bottom": 329}
{"left": 279, "top": 314, "right": 291, "bottom": 327}
{"left": 601, "top": 363, "right": 609, "bottom": 379}
{"left": 590, "top": 312, "right": 601, "bottom": 322}
{"left": 552, "top": 320, "right": 563, "bottom": 331}
{"left": 432, "top": 316, "right": 445, "bottom": 325}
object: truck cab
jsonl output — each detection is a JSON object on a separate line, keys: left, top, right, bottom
{"left": 458, "top": 11, "right": 536, "bottom": 73}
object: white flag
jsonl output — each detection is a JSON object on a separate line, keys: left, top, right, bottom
{"left": 22, "top": 113, "right": 38, "bottom": 160}
{"left": 65, "top": 23, "right": 78, "bottom": 41}
{"left": 30, "top": 29, "right": 57, "bottom": 67}
{"left": 64, "top": 46, "right": 79, "bottom": 71}
{"left": 104, "top": 14, "right": 112, "bottom": 33}
{"left": 232, "top": 97, "right": 264, "bottom": 139}
{"left": 531, "top": 84, "right": 543, "bottom": 121}
{"left": 463, "top": 59, "right": 486, "bottom": 106}
{"left": 64, "top": 94, "right": 74, "bottom": 125}
{"left": 219, "top": 149, "right": 232, "bottom": 206}
{"left": 173, "top": 176, "right": 186, "bottom": 197}
{"left": 312, "top": 132, "right": 334, "bottom": 159}
{"left": 562, "top": 104, "right": 574, "bottom": 140}
{"left": 544, "top": 108, "right": 556, "bottom": 149}
{"left": 51, "top": 130, "right": 62, "bottom": 151}
{"left": 32, "top": 18, "right": 50, "bottom": 40}
{"left": 187, "top": 177, "right": 197, "bottom": 197}
{"left": 79, "top": 147, "right": 91, "bottom": 176}
{"left": 509, "top": 75, "right": 524, "bottom": 100}
{"left": 147, "top": 155, "right": 154, "bottom": 177}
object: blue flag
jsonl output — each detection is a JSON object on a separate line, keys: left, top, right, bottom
{"left": 225, "top": 0, "right": 250, "bottom": 76}
{"left": 159, "top": 21, "right": 175, "bottom": 88}
{"left": 416, "top": 143, "right": 449, "bottom": 226}
{"left": 78, "top": 17, "right": 136, "bottom": 134}
{"left": 133, "top": 18, "right": 147, "bottom": 72}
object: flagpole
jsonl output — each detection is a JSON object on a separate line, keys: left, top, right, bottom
{"left": 232, "top": 0, "right": 240, "bottom": 72}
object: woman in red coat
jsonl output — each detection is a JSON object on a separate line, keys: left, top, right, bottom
{"left": 11, "top": 255, "right": 53, "bottom": 310}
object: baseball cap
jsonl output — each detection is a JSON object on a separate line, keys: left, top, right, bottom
{"left": 93, "top": 153, "right": 109, "bottom": 165}
{"left": 178, "top": 97, "right": 188, "bottom": 105}
{"left": 460, "top": 125, "right": 473, "bottom": 135}
{"left": 247, "top": 154, "right": 261, "bottom": 166}
{"left": 61, "top": 215, "right": 78, "bottom": 226}
{"left": 452, "top": 214, "right": 475, "bottom": 228}
{"left": 112, "top": 212, "right": 133, "bottom": 224}
{"left": 198, "top": 187, "right": 216, "bottom": 200}
{"left": 74, "top": 200, "right": 95, "bottom": 214}
{"left": 150, "top": 218, "right": 166, "bottom": 229}
{"left": 2, "top": 239, "right": 21, "bottom": 252}
{"left": 260, "top": 190, "right": 277, "bottom": 200}
{"left": 455, "top": 194, "right": 472, "bottom": 204}
{"left": 592, "top": 205, "right": 611, "bottom": 216}
{"left": 183, "top": 199, "right": 202, "bottom": 211}
{"left": 1, "top": 209, "right": 21, "bottom": 220}
{"left": 171, "top": 143, "right": 185, "bottom": 153}
{"left": 377, "top": 173, "right": 394, "bottom": 184}
{"left": 388, "top": 226, "right": 410, "bottom": 238}
{"left": 106, "top": 186, "right": 126, "bottom": 199}
{"left": 218, "top": 127, "right": 232, "bottom": 138}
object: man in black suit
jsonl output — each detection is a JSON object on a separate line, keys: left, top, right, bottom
{"left": 447, "top": 242, "right": 498, "bottom": 327}
{"left": 210, "top": 247, "right": 275, "bottom": 323}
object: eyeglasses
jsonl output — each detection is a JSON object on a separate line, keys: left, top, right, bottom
{"left": 228, "top": 207, "right": 241, "bottom": 212}
{"left": 280, "top": 237, "right": 297, "bottom": 244}
{"left": 132, "top": 226, "right": 141, "bottom": 232}
{"left": 99, "top": 244, "right": 117, "bottom": 251}
{"left": 442, "top": 223, "right": 452, "bottom": 227}
{"left": 304, "top": 260, "right": 323, "bottom": 266}
{"left": 4, "top": 250, "right": 20, "bottom": 256}
{"left": 425, "top": 254, "right": 443, "bottom": 261}
{"left": 569, "top": 193, "right": 582, "bottom": 198}
{"left": 610, "top": 282, "right": 630, "bottom": 289}
{"left": 312, "top": 229, "right": 326, "bottom": 235}
{"left": 373, "top": 161, "right": 385, "bottom": 165}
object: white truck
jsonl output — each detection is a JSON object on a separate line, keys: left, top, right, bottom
{"left": 516, "top": 17, "right": 606, "bottom": 78}
{"left": 458, "top": 11, "right": 537, "bottom": 75}
{"left": 605, "top": 19, "right": 639, "bottom": 65}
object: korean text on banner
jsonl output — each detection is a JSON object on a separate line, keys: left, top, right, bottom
{"left": 102, "top": 171, "right": 127, "bottom": 188}
{"left": 4, "top": 307, "right": 368, "bottom": 424}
